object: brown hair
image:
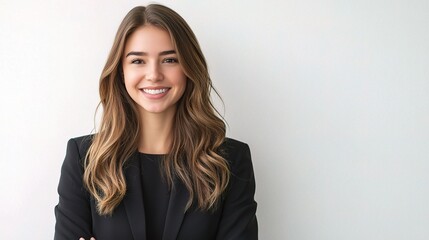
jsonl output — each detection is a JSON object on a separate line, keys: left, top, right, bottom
{"left": 83, "top": 4, "right": 229, "bottom": 216}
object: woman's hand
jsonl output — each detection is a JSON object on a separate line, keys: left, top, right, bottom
{"left": 79, "top": 238, "right": 95, "bottom": 240}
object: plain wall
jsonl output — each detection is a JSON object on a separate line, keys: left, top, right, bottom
{"left": 1, "top": 0, "right": 428, "bottom": 239}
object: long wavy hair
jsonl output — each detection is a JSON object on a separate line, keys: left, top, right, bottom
{"left": 83, "top": 4, "right": 229, "bottom": 216}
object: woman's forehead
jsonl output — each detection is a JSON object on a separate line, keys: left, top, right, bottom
{"left": 124, "top": 25, "right": 175, "bottom": 55}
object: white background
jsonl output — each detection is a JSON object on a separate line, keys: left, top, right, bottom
{"left": 1, "top": 0, "right": 428, "bottom": 239}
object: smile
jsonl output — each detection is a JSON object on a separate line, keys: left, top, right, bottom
{"left": 142, "top": 88, "right": 170, "bottom": 95}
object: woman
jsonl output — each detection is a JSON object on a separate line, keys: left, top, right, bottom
{"left": 54, "top": 4, "right": 257, "bottom": 240}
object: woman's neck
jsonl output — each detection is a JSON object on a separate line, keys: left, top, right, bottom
{"left": 138, "top": 108, "right": 175, "bottom": 154}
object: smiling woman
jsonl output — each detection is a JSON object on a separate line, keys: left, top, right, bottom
{"left": 54, "top": 4, "right": 257, "bottom": 240}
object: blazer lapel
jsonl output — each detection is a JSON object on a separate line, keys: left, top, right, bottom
{"left": 123, "top": 152, "right": 147, "bottom": 240}
{"left": 162, "top": 179, "right": 189, "bottom": 240}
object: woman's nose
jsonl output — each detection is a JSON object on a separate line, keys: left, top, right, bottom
{"left": 145, "top": 62, "right": 163, "bottom": 82}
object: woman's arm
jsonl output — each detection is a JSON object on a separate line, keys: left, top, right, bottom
{"left": 216, "top": 142, "right": 258, "bottom": 240}
{"left": 54, "top": 138, "right": 93, "bottom": 240}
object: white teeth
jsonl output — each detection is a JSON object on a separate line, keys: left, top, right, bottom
{"left": 142, "top": 88, "right": 168, "bottom": 95}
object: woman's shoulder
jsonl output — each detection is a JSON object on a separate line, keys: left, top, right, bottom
{"left": 221, "top": 137, "right": 253, "bottom": 173}
{"left": 67, "top": 134, "right": 95, "bottom": 157}
{"left": 221, "top": 137, "right": 250, "bottom": 152}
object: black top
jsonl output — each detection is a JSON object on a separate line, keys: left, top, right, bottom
{"left": 139, "top": 153, "right": 170, "bottom": 240}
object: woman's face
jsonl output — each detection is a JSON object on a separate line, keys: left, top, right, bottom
{"left": 122, "top": 25, "right": 187, "bottom": 116}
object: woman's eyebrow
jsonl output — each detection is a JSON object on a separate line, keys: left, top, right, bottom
{"left": 159, "top": 50, "right": 176, "bottom": 56}
{"left": 125, "top": 50, "right": 176, "bottom": 57}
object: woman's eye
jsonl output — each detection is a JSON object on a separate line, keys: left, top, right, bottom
{"left": 131, "top": 59, "right": 144, "bottom": 64}
{"left": 163, "top": 58, "right": 178, "bottom": 64}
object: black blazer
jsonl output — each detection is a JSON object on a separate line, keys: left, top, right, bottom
{"left": 54, "top": 135, "right": 258, "bottom": 240}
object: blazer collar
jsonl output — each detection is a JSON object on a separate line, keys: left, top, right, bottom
{"left": 123, "top": 152, "right": 188, "bottom": 240}
{"left": 162, "top": 179, "right": 189, "bottom": 240}
{"left": 123, "top": 152, "right": 147, "bottom": 239}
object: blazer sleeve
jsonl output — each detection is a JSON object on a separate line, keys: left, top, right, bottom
{"left": 54, "top": 138, "right": 93, "bottom": 240}
{"left": 216, "top": 143, "right": 258, "bottom": 240}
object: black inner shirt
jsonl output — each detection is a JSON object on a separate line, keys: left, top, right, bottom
{"left": 139, "top": 153, "right": 170, "bottom": 240}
